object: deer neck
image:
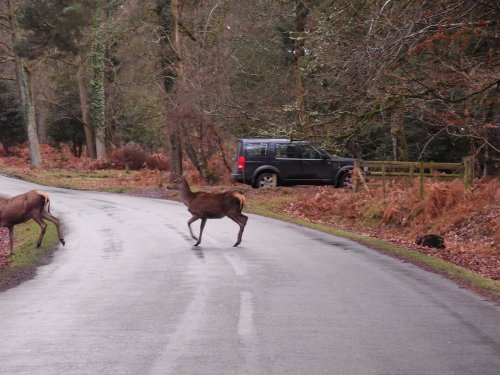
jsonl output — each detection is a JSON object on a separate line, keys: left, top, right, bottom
{"left": 180, "top": 178, "right": 196, "bottom": 204}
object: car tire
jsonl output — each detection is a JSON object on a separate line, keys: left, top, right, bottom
{"left": 254, "top": 172, "right": 277, "bottom": 188}
{"left": 338, "top": 170, "right": 353, "bottom": 189}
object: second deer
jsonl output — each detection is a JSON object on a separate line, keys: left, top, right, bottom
{"left": 170, "top": 176, "right": 248, "bottom": 247}
{"left": 0, "top": 190, "right": 65, "bottom": 256}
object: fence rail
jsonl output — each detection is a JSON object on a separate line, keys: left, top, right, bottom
{"left": 353, "top": 157, "right": 475, "bottom": 199}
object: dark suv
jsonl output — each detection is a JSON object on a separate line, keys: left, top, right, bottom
{"left": 231, "top": 138, "right": 357, "bottom": 188}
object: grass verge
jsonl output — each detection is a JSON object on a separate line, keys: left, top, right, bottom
{"left": 0, "top": 223, "right": 59, "bottom": 292}
{"left": 1, "top": 167, "right": 141, "bottom": 193}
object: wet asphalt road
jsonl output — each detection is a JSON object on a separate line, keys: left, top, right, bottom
{"left": 0, "top": 175, "right": 499, "bottom": 375}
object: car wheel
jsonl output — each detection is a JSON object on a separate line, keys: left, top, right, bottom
{"left": 255, "top": 172, "right": 277, "bottom": 188}
{"left": 338, "top": 170, "right": 353, "bottom": 189}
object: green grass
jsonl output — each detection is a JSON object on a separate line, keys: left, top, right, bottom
{"left": 0, "top": 222, "right": 60, "bottom": 292}
{"left": 0, "top": 167, "right": 141, "bottom": 192}
{"left": 8, "top": 222, "right": 59, "bottom": 268}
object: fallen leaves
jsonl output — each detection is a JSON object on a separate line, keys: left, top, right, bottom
{"left": 281, "top": 180, "right": 500, "bottom": 280}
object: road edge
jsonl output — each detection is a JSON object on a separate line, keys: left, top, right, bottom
{"left": 246, "top": 205, "right": 500, "bottom": 304}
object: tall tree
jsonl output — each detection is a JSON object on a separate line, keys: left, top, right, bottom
{"left": 291, "top": 0, "right": 499, "bottom": 166}
{"left": 5, "top": 0, "right": 41, "bottom": 166}
{"left": 292, "top": 0, "right": 309, "bottom": 135}
{"left": 76, "top": 55, "right": 96, "bottom": 159}
{"left": 89, "top": 1, "right": 128, "bottom": 160}
{"left": 156, "top": 0, "right": 183, "bottom": 178}
{"left": 89, "top": 7, "right": 107, "bottom": 160}
{"left": 17, "top": 0, "right": 99, "bottom": 158}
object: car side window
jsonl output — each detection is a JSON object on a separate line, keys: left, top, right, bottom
{"left": 276, "top": 143, "right": 320, "bottom": 159}
{"left": 245, "top": 142, "right": 268, "bottom": 157}
{"left": 299, "top": 145, "right": 321, "bottom": 159}
{"left": 275, "top": 143, "right": 297, "bottom": 158}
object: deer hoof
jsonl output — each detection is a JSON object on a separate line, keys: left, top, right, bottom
{"left": 60, "top": 239, "right": 66, "bottom": 246}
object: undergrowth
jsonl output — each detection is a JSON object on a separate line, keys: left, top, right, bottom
{"left": 283, "top": 177, "right": 500, "bottom": 280}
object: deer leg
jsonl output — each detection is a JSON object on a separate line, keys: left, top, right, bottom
{"left": 187, "top": 215, "right": 200, "bottom": 240}
{"left": 41, "top": 211, "right": 65, "bottom": 246}
{"left": 229, "top": 213, "right": 248, "bottom": 247}
{"left": 194, "top": 217, "right": 207, "bottom": 247}
{"left": 7, "top": 227, "right": 14, "bottom": 257}
{"left": 31, "top": 216, "right": 48, "bottom": 247}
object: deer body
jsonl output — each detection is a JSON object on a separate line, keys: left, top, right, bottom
{"left": 0, "top": 190, "right": 65, "bottom": 256}
{"left": 175, "top": 177, "right": 248, "bottom": 247}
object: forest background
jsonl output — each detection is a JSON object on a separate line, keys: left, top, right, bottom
{"left": 0, "top": 0, "right": 498, "bottom": 178}
{"left": 0, "top": 1, "right": 499, "bottom": 290}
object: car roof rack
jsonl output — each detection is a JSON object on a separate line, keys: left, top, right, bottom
{"left": 240, "top": 137, "right": 290, "bottom": 141}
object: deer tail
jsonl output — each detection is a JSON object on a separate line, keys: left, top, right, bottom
{"left": 233, "top": 192, "right": 245, "bottom": 210}
{"left": 35, "top": 190, "right": 51, "bottom": 213}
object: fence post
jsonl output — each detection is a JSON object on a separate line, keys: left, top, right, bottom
{"left": 419, "top": 161, "right": 425, "bottom": 200}
{"left": 463, "top": 156, "right": 474, "bottom": 190}
{"left": 382, "top": 164, "right": 386, "bottom": 199}
{"left": 353, "top": 160, "right": 360, "bottom": 192}
{"left": 272, "top": 173, "right": 278, "bottom": 187}
{"left": 409, "top": 163, "right": 414, "bottom": 187}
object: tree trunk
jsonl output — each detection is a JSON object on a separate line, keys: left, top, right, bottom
{"left": 89, "top": 10, "right": 107, "bottom": 160}
{"left": 294, "top": 0, "right": 308, "bottom": 136}
{"left": 35, "top": 99, "right": 48, "bottom": 144}
{"left": 156, "top": 0, "right": 183, "bottom": 179}
{"left": 390, "top": 109, "right": 409, "bottom": 161}
{"left": 167, "top": 125, "right": 183, "bottom": 178}
{"left": 184, "top": 142, "right": 216, "bottom": 183}
{"left": 7, "top": 0, "right": 42, "bottom": 167}
{"left": 76, "top": 55, "right": 97, "bottom": 159}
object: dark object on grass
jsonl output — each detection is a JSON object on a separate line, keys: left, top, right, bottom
{"left": 416, "top": 234, "right": 445, "bottom": 249}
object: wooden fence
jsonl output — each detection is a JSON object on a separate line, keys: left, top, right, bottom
{"left": 352, "top": 156, "right": 475, "bottom": 199}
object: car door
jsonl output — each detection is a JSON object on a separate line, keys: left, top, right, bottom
{"left": 296, "top": 144, "right": 333, "bottom": 181}
{"left": 274, "top": 142, "right": 303, "bottom": 180}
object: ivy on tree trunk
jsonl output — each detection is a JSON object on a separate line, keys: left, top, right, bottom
{"left": 89, "top": 9, "right": 107, "bottom": 160}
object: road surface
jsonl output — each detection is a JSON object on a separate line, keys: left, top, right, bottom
{"left": 0, "top": 174, "right": 499, "bottom": 375}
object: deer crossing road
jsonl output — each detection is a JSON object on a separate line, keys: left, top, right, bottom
{"left": 0, "top": 175, "right": 499, "bottom": 375}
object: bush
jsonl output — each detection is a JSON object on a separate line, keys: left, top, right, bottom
{"left": 146, "top": 153, "right": 170, "bottom": 171}
{"left": 110, "top": 144, "right": 147, "bottom": 170}
{"left": 109, "top": 144, "right": 169, "bottom": 171}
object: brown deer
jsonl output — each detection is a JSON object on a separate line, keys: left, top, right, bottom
{"left": 170, "top": 176, "right": 248, "bottom": 247}
{"left": 0, "top": 190, "right": 65, "bottom": 256}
